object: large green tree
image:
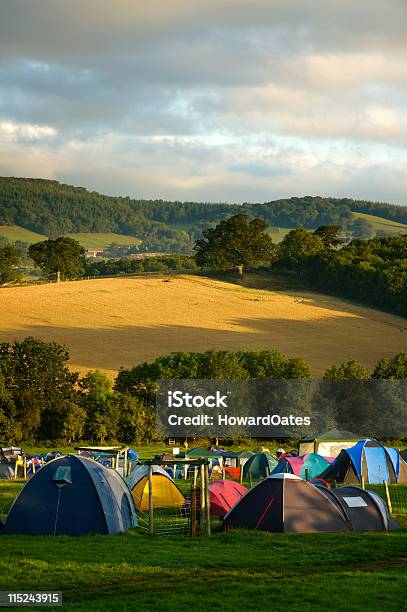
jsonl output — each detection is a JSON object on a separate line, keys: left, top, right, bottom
{"left": 277, "top": 228, "right": 324, "bottom": 269}
{"left": 314, "top": 225, "right": 342, "bottom": 248}
{"left": 0, "top": 337, "right": 79, "bottom": 440}
{"left": 0, "top": 244, "right": 21, "bottom": 285}
{"left": 28, "top": 237, "right": 86, "bottom": 281}
{"left": 194, "top": 213, "right": 276, "bottom": 275}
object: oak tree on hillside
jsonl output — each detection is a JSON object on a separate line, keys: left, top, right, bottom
{"left": 28, "top": 237, "right": 86, "bottom": 281}
{"left": 314, "top": 225, "right": 342, "bottom": 248}
{"left": 194, "top": 213, "right": 276, "bottom": 275}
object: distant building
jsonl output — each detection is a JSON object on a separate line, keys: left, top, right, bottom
{"left": 85, "top": 248, "right": 105, "bottom": 258}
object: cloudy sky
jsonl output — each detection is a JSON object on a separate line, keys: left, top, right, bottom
{"left": 0, "top": 0, "right": 406, "bottom": 204}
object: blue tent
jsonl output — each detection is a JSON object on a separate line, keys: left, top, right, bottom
{"left": 3, "top": 455, "right": 137, "bottom": 535}
{"left": 319, "top": 439, "right": 407, "bottom": 484}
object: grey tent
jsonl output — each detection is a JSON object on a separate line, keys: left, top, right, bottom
{"left": 3, "top": 454, "right": 137, "bottom": 536}
{"left": 315, "top": 485, "right": 398, "bottom": 531}
{"left": 221, "top": 474, "right": 350, "bottom": 533}
{"left": 221, "top": 474, "right": 397, "bottom": 533}
{"left": 0, "top": 462, "right": 14, "bottom": 480}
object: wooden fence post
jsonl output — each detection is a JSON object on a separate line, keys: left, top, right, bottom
{"left": 148, "top": 464, "right": 154, "bottom": 536}
{"left": 123, "top": 450, "right": 128, "bottom": 478}
{"left": 204, "top": 462, "right": 211, "bottom": 537}
{"left": 200, "top": 463, "right": 206, "bottom": 535}
{"left": 191, "top": 469, "right": 197, "bottom": 538}
{"left": 383, "top": 480, "right": 393, "bottom": 515}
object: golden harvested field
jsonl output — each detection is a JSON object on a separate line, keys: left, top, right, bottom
{"left": 1, "top": 274, "right": 406, "bottom": 378}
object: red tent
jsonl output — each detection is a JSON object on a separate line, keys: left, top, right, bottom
{"left": 210, "top": 480, "right": 247, "bottom": 516}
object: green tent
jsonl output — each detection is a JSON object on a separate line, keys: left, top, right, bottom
{"left": 243, "top": 452, "right": 278, "bottom": 480}
{"left": 299, "top": 429, "right": 360, "bottom": 458}
{"left": 186, "top": 447, "right": 221, "bottom": 459}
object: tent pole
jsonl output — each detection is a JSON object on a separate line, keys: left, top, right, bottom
{"left": 239, "top": 460, "right": 243, "bottom": 485}
{"left": 148, "top": 464, "right": 154, "bottom": 536}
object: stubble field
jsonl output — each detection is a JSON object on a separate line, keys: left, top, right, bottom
{"left": 1, "top": 274, "right": 406, "bottom": 378}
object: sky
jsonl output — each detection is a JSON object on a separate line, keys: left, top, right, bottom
{"left": 0, "top": 0, "right": 406, "bottom": 204}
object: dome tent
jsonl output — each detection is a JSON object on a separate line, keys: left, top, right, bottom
{"left": 299, "top": 429, "right": 360, "bottom": 457}
{"left": 221, "top": 474, "right": 397, "bottom": 533}
{"left": 0, "top": 461, "right": 14, "bottom": 480}
{"left": 3, "top": 455, "right": 137, "bottom": 536}
{"left": 243, "top": 452, "right": 278, "bottom": 480}
{"left": 126, "top": 464, "right": 185, "bottom": 511}
{"left": 319, "top": 439, "right": 407, "bottom": 485}
{"left": 221, "top": 474, "right": 350, "bottom": 533}
{"left": 271, "top": 453, "right": 333, "bottom": 480}
{"left": 209, "top": 480, "right": 247, "bottom": 516}
{"left": 314, "top": 485, "right": 399, "bottom": 531}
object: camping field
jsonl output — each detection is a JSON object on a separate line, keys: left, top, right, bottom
{"left": 0, "top": 480, "right": 406, "bottom": 612}
{"left": 0, "top": 274, "right": 407, "bottom": 378}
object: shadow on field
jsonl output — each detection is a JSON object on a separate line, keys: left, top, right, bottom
{"left": 2, "top": 310, "right": 407, "bottom": 376}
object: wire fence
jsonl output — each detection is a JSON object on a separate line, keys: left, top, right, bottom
{"left": 361, "top": 483, "right": 407, "bottom": 516}
{"left": 1, "top": 268, "right": 213, "bottom": 289}
{"left": 131, "top": 460, "right": 212, "bottom": 538}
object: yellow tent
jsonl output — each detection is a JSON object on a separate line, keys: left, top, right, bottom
{"left": 127, "top": 465, "right": 185, "bottom": 511}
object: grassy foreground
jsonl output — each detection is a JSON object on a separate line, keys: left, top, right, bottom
{"left": 0, "top": 482, "right": 406, "bottom": 611}
{"left": 0, "top": 529, "right": 405, "bottom": 611}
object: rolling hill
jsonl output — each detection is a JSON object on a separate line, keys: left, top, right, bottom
{"left": 0, "top": 274, "right": 406, "bottom": 378}
{"left": 352, "top": 212, "right": 407, "bottom": 235}
{"left": 0, "top": 225, "right": 142, "bottom": 249}
{"left": 1, "top": 176, "right": 407, "bottom": 252}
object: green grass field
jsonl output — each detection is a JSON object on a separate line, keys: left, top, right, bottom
{"left": 0, "top": 225, "right": 141, "bottom": 249}
{"left": 1, "top": 476, "right": 406, "bottom": 611}
{"left": 0, "top": 224, "right": 46, "bottom": 243}
{"left": 64, "top": 233, "right": 141, "bottom": 249}
{"left": 352, "top": 212, "right": 407, "bottom": 235}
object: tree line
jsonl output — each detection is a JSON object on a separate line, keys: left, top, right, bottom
{"left": 194, "top": 214, "right": 407, "bottom": 318}
{"left": 3, "top": 176, "right": 404, "bottom": 249}
{"left": 275, "top": 230, "right": 407, "bottom": 318}
{"left": 85, "top": 253, "right": 199, "bottom": 276}
{"left": 0, "top": 337, "right": 406, "bottom": 445}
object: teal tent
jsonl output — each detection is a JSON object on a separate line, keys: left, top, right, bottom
{"left": 243, "top": 452, "right": 278, "bottom": 480}
{"left": 271, "top": 453, "right": 332, "bottom": 480}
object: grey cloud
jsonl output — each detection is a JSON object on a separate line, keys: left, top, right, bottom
{"left": 0, "top": 0, "right": 406, "bottom": 204}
